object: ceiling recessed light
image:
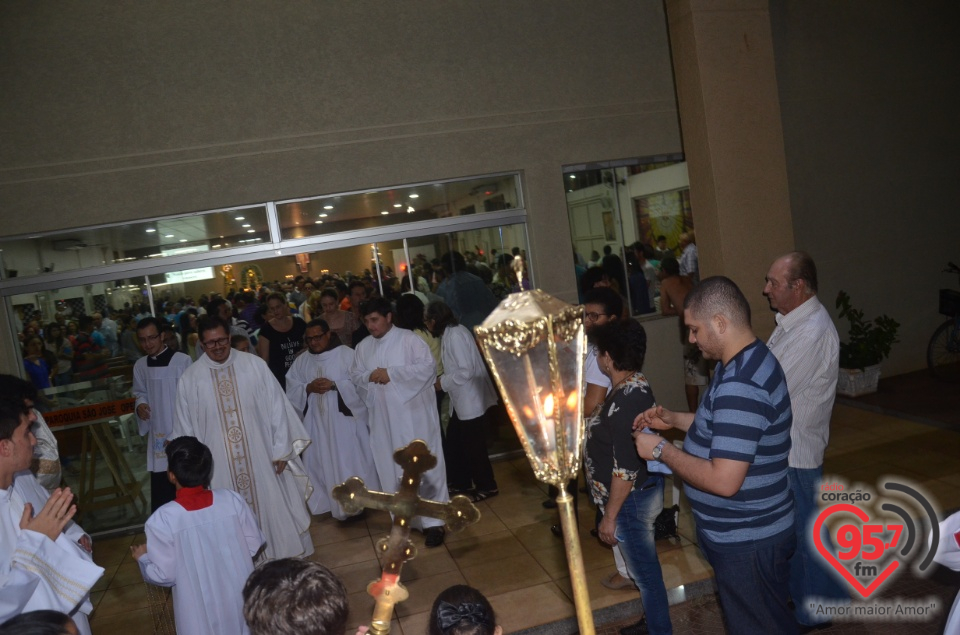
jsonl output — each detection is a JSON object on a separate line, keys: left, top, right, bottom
{"left": 319, "top": 213, "right": 328, "bottom": 218}
{"left": 212, "top": 244, "right": 222, "bottom": 248}
{"left": 381, "top": 211, "right": 389, "bottom": 215}
{"left": 247, "top": 229, "right": 255, "bottom": 233}
{"left": 409, "top": 194, "right": 419, "bottom": 199}
{"left": 164, "top": 234, "right": 174, "bottom": 238}
{"left": 569, "top": 175, "right": 576, "bottom": 179}
{"left": 393, "top": 204, "right": 402, "bottom": 208}
{"left": 242, "top": 224, "right": 251, "bottom": 228}
{"left": 323, "top": 205, "right": 334, "bottom": 210}
{"left": 315, "top": 220, "right": 323, "bottom": 224}
{"left": 179, "top": 239, "right": 187, "bottom": 243}
{"left": 145, "top": 228, "right": 156, "bottom": 233}
{"left": 235, "top": 216, "right": 245, "bottom": 221}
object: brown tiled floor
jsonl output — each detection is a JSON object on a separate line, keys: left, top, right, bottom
{"left": 87, "top": 402, "right": 960, "bottom": 634}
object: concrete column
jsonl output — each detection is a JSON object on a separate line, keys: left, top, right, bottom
{"left": 666, "top": 0, "right": 794, "bottom": 337}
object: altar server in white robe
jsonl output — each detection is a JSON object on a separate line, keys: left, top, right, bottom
{"left": 0, "top": 397, "right": 103, "bottom": 629}
{"left": 349, "top": 298, "right": 449, "bottom": 546}
{"left": 285, "top": 319, "right": 380, "bottom": 519}
{"left": 173, "top": 315, "right": 313, "bottom": 561}
{"left": 133, "top": 316, "right": 194, "bottom": 512}
{"left": 133, "top": 437, "right": 264, "bottom": 635}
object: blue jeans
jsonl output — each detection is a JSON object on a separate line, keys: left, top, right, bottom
{"left": 787, "top": 467, "right": 851, "bottom": 625}
{"left": 698, "top": 528, "right": 798, "bottom": 635}
{"left": 613, "top": 475, "right": 673, "bottom": 635}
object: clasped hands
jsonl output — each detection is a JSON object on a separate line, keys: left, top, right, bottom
{"left": 368, "top": 368, "right": 390, "bottom": 385}
{"left": 306, "top": 377, "right": 335, "bottom": 395}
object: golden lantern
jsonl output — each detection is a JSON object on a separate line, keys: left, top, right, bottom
{"left": 474, "top": 289, "right": 594, "bottom": 635}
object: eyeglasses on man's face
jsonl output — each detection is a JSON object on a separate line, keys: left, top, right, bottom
{"left": 584, "top": 312, "right": 609, "bottom": 322}
{"left": 203, "top": 337, "right": 230, "bottom": 348}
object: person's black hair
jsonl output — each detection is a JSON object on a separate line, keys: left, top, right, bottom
{"left": 348, "top": 280, "right": 367, "bottom": 293}
{"left": 659, "top": 256, "right": 680, "bottom": 277}
{"left": 429, "top": 585, "right": 497, "bottom": 635}
{"left": 78, "top": 314, "right": 94, "bottom": 331}
{"left": 198, "top": 315, "right": 230, "bottom": 341}
{"left": 0, "top": 396, "right": 30, "bottom": 442}
{"left": 424, "top": 301, "right": 458, "bottom": 337}
{"left": 591, "top": 320, "right": 647, "bottom": 373}
{"left": 0, "top": 609, "right": 75, "bottom": 635}
{"left": 579, "top": 267, "right": 608, "bottom": 294}
{"left": 305, "top": 318, "right": 330, "bottom": 332}
{"left": 0, "top": 373, "right": 37, "bottom": 405}
{"left": 165, "top": 436, "right": 213, "bottom": 488}
{"left": 243, "top": 559, "right": 348, "bottom": 635}
{"left": 136, "top": 316, "right": 165, "bottom": 334}
{"left": 440, "top": 251, "right": 467, "bottom": 276}
{"left": 685, "top": 275, "right": 752, "bottom": 328}
{"left": 230, "top": 333, "right": 249, "bottom": 347}
{"left": 359, "top": 297, "right": 392, "bottom": 319}
{"left": 319, "top": 288, "right": 339, "bottom": 303}
{"left": 394, "top": 294, "right": 426, "bottom": 331}
{"left": 207, "top": 297, "right": 229, "bottom": 316}
{"left": 583, "top": 287, "right": 623, "bottom": 319}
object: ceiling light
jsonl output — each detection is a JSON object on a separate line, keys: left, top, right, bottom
{"left": 393, "top": 203, "right": 402, "bottom": 208}
{"left": 315, "top": 220, "right": 323, "bottom": 224}
{"left": 165, "top": 234, "right": 174, "bottom": 238}
{"left": 242, "top": 224, "right": 251, "bottom": 228}
{"left": 247, "top": 229, "right": 256, "bottom": 233}
{"left": 323, "top": 205, "right": 334, "bottom": 210}
{"left": 145, "top": 228, "right": 156, "bottom": 233}
{"left": 319, "top": 213, "right": 328, "bottom": 218}
{"left": 569, "top": 175, "right": 576, "bottom": 179}
{"left": 212, "top": 244, "right": 222, "bottom": 248}
{"left": 381, "top": 211, "right": 389, "bottom": 215}
{"left": 235, "top": 216, "right": 245, "bottom": 221}
{"left": 409, "top": 194, "right": 419, "bottom": 199}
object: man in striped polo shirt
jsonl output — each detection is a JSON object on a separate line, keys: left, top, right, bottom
{"left": 765, "top": 252, "right": 849, "bottom": 629}
{"left": 635, "top": 276, "right": 797, "bottom": 634}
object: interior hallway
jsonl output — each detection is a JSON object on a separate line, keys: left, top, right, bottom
{"left": 86, "top": 401, "right": 960, "bottom": 634}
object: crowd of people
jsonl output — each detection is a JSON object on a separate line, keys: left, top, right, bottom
{"left": 2, "top": 244, "right": 860, "bottom": 634}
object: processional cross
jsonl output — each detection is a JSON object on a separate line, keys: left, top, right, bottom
{"left": 332, "top": 440, "right": 480, "bottom": 635}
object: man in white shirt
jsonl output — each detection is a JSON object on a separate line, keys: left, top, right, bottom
{"left": 174, "top": 315, "right": 313, "bottom": 561}
{"left": 350, "top": 298, "right": 448, "bottom": 547}
{"left": 133, "top": 317, "right": 194, "bottom": 512}
{"left": 0, "top": 395, "right": 103, "bottom": 632}
{"left": 764, "top": 251, "right": 849, "bottom": 629}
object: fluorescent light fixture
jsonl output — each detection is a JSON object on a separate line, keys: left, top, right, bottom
{"left": 247, "top": 229, "right": 256, "bottom": 233}
{"left": 393, "top": 203, "right": 402, "bottom": 208}
{"left": 179, "top": 239, "right": 188, "bottom": 243}
{"left": 381, "top": 211, "right": 389, "bottom": 215}
{"left": 145, "top": 228, "right": 157, "bottom": 233}
{"left": 409, "top": 194, "right": 419, "bottom": 199}
{"left": 242, "top": 224, "right": 251, "bottom": 228}
{"left": 319, "top": 213, "right": 328, "bottom": 218}
{"left": 315, "top": 220, "right": 323, "bottom": 224}
{"left": 323, "top": 205, "right": 334, "bottom": 210}
{"left": 235, "top": 216, "right": 245, "bottom": 221}
{"left": 165, "top": 234, "right": 175, "bottom": 238}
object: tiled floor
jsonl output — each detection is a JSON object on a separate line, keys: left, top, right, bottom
{"left": 86, "top": 403, "right": 960, "bottom": 634}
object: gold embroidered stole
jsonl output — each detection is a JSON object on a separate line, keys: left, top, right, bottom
{"left": 209, "top": 364, "right": 259, "bottom": 517}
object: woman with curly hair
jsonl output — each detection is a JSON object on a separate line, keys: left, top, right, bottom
{"left": 585, "top": 319, "right": 672, "bottom": 635}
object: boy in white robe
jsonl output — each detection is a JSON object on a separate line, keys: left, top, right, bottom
{"left": 0, "top": 396, "right": 103, "bottom": 628}
{"left": 285, "top": 319, "right": 380, "bottom": 519}
{"left": 133, "top": 436, "right": 265, "bottom": 635}
{"left": 174, "top": 316, "right": 313, "bottom": 560}
{"left": 349, "top": 298, "right": 449, "bottom": 546}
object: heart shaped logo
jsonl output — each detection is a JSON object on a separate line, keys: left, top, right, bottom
{"left": 813, "top": 503, "right": 900, "bottom": 598}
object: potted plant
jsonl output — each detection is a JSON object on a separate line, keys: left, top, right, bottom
{"left": 835, "top": 290, "right": 900, "bottom": 396}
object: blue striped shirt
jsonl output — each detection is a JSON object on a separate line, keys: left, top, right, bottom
{"left": 683, "top": 339, "right": 794, "bottom": 550}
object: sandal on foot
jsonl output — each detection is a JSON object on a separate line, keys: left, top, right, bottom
{"left": 472, "top": 489, "right": 499, "bottom": 502}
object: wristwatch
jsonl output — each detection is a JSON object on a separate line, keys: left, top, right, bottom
{"left": 651, "top": 439, "right": 667, "bottom": 461}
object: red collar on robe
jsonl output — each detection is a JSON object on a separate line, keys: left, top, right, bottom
{"left": 175, "top": 486, "right": 213, "bottom": 511}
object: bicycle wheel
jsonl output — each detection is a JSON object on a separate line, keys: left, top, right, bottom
{"left": 927, "top": 319, "right": 960, "bottom": 381}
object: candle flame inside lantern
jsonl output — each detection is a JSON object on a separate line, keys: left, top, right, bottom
{"left": 566, "top": 391, "right": 578, "bottom": 412}
{"left": 543, "top": 394, "right": 555, "bottom": 418}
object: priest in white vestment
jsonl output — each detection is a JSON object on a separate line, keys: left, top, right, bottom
{"left": 285, "top": 319, "right": 380, "bottom": 519}
{"left": 0, "top": 398, "right": 103, "bottom": 629}
{"left": 173, "top": 316, "right": 313, "bottom": 560}
{"left": 133, "top": 316, "right": 194, "bottom": 512}
{"left": 349, "top": 298, "right": 449, "bottom": 546}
